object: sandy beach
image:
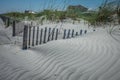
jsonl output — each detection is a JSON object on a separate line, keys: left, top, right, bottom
{"left": 0, "top": 17, "right": 120, "bottom": 80}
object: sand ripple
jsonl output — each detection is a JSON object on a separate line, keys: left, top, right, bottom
{"left": 0, "top": 30, "right": 120, "bottom": 80}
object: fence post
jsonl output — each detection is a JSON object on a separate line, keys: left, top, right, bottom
{"left": 7, "top": 18, "right": 10, "bottom": 27}
{"left": 5, "top": 18, "right": 7, "bottom": 26}
{"left": 76, "top": 32, "right": 78, "bottom": 36}
{"left": 32, "top": 26, "right": 35, "bottom": 46}
{"left": 43, "top": 27, "right": 47, "bottom": 43}
{"left": 55, "top": 29, "right": 58, "bottom": 40}
{"left": 72, "top": 29, "right": 74, "bottom": 37}
{"left": 47, "top": 28, "right": 51, "bottom": 42}
{"left": 23, "top": 25, "right": 28, "bottom": 50}
{"left": 80, "top": 30, "right": 82, "bottom": 35}
{"left": 36, "top": 26, "right": 39, "bottom": 45}
{"left": 12, "top": 20, "right": 16, "bottom": 36}
{"left": 84, "top": 30, "right": 87, "bottom": 34}
{"left": 39, "top": 28, "right": 43, "bottom": 44}
{"left": 28, "top": 25, "right": 31, "bottom": 48}
{"left": 51, "top": 28, "right": 55, "bottom": 40}
{"left": 67, "top": 29, "right": 70, "bottom": 38}
{"left": 63, "top": 29, "right": 66, "bottom": 39}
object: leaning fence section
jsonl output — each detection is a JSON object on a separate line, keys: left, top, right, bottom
{"left": 0, "top": 15, "right": 26, "bottom": 36}
{"left": 22, "top": 25, "right": 88, "bottom": 50}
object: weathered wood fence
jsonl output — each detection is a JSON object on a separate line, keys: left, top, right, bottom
{"left": 0, "top": 15, "right": 11, "bottom": 27}
{"left": 0, "top": 15, "right": 23, "bottom": 36}
{"left": 22, "top": 25, "right": 87, "bottom": 50}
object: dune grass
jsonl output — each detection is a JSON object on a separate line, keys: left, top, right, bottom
{"left": 1, "top": 0, "right": 119, "bottom": 27}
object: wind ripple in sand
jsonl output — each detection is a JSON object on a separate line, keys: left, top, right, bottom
{"left": 0, "top": 31, "right": 120, "bottom": 80}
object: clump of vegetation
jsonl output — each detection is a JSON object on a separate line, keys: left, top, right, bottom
{"left": 37, "top": 10, "right": 67, "bottom": 22}
{"left": 85, "top": 0, "right": 120, "bottom": 26}
{"left": 1, "top": 0, "right": 119, "bottom": 26}
{"left": 2, "top": 12, "right": 36, "bottom": 21}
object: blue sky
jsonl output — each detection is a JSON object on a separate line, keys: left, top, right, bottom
{"left": 0, "top": 0, "right": 104, "bottom": 14}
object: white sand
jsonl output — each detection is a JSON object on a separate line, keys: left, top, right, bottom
{"left": 0, "top": 18, "right": 120, "bottom": 80}
{"left": 0, "top": 18, "right": 5, "bottom": 30}
{"left": 0, "top": 18, "right": 12, "bottom": 44}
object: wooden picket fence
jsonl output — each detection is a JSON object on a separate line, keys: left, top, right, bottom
{"left": 22, "top": 25, "right": 87, "bottom": 50}
{"left": 0, "top": 15, "right": 11, "bottom": 27}
{"left": 0, "top": 15, "right": 23, "bottom": 37}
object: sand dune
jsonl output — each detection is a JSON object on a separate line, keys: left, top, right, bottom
{"left": 0, "top": 18, "right": 5, "bottom": 30}
{"left": 0, "top": 26, "right": 120, "bottom": 80}
{"left": 0, "top": 17, "right": 120, "bottom": 80}
{"left": 0, "top": 18, "right": 12, "bottom": 44}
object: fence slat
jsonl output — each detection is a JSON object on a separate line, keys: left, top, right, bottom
{"left": 51, "top": 28, "right": 55, "bottom": 40}
{"left": 63, "top": 29, "right": 66, "bottom": 39}
{"left": 72, "top": 29, "right": 74, "bottom": 37}
{"left": 39, "top": 28, "right": 43, "bottom": 44}
{"left": 43, "top": 27, "right": 47, "bottom": 43}
{"left": 76, "top": 32, "right": 78, "bottom": 36}
{"left": 80, "top": 30, "right": 82, "bottom": 35}
{"left": 22, "top": 25, "right": 28, "bottom": 50}
{"left": 55, "top": 29, "right": 58, "bottom": 40}
{"left": 47, "top": 28, "right": 51, "bottom": 42}
{"left": 84, "top": 30, "right": 87, "bottom": 34}
{"left": 7, "top": 18, "right": 10, "bottom": 27}
{"left": 5, "top": 18, "right": 7, "bottom": 26}
{"left": 32, "top": 26, "right": 35, "bottom": 46}
{"left": 36, "top": 26, "right": 39, "bottom": 45}
{"left": 12, "top": 20, "right": 16, "bottom": 36}
{"left": 28, "top": 26, "right": 31, "bottom": 48}
{"left": 67, "top": 29, "right": 70, "bottom": 38}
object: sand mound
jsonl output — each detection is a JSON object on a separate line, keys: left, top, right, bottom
{"left": 0, "top": 18, "right": 5, "bottom": 30}
{"left": 0, "top": 18, "right": 12, "bottom": 44}
{"left": 0, "top": 30, "right": 11, "bottom": 45}
{"left": 0, "top": 29, "right": 120, "bottom": 80}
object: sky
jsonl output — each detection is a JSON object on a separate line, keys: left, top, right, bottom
{"left": 0, "top": 0, "right": 104, "bottom": 14}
